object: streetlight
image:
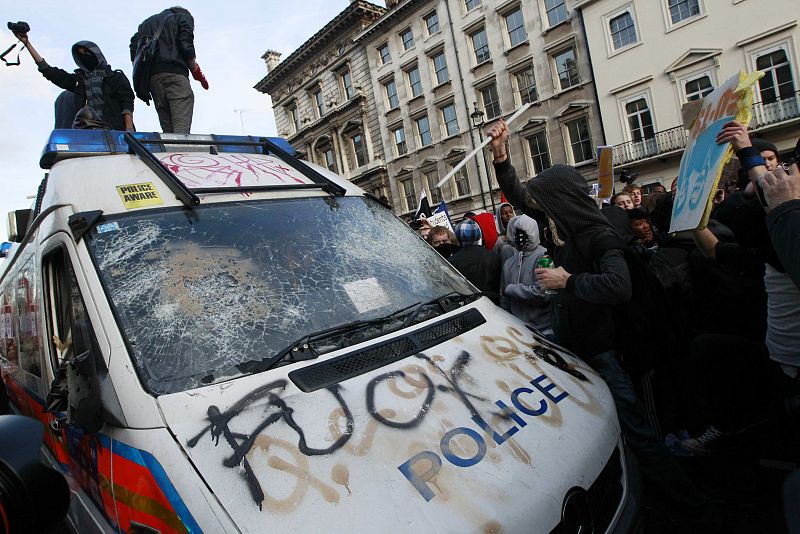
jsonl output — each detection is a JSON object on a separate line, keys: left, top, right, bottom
{"left": 233, "top": 108, "right": 249, "bottom": 135}
{"left": 469, "top": 102, "right": 496, "bottom": 213}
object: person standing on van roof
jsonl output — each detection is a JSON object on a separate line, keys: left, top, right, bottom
{"left": 10, "top": 29, "right": 134, "bottom": 131}
{"left": 130, "top": 7, "right": 208, "bottom": 134}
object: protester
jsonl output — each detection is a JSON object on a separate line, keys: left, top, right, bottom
{"left": 612, "top": 192, "right": 634, "bottom": 210}
{"left": 11, "top": 29, "right": 134, "bottom": 131}
{"left": 759, "top": 162, "right": 800, "bottom": 288}
{"left": 493, "top": 201, "right": 516, "bottom": 262}
{"left": 650, "top": 183, "right": 667, "bottom": 195}
{"left": 752, "top": 138, "right": 781, "bottom": 171}
{"left": 499, "top": 215, "right": 552, "bottom": 333}
{"left": 628, "top": 208, "right": 659, "bottom": 249}
{"left": 54, "top": 90, "right": 81, "bottom": 129}
{"left": 623, "top": 183, "right": 643, "bottom": 208}
{"left": 488, "top": 118, "right": 718, "bottom": 528}
{"left": 130, "top": 6, "right": 208, "bottom": 134}
{"left": 449, "top": 220, "right": 500, "bottom": 297}
{"left": 429, "top": 225, "right": 458, "bottom": 259}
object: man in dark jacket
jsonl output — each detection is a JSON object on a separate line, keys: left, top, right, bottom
{"left": 12, "top": 30, "right": 134, "bottom": 131}
{"left": 449, "top": 219, "right": 500, "bottom": 298}
{"left": 130, "top": 6, "right": 208, "bottom": 133}
{"left": 487, "top": 118, "right": 718, "bottom": 527}
{"left": 760, "top": 161, "right": 800, "bottom": 288}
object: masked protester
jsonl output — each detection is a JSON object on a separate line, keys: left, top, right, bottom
{"left": 493, "top": 202, "right": 517, "bottom": 263}
{"left": 449, "top": 220, "right": 500, "bottom": 299}
{"left": 499, "top": 215, "right": 552, "bottom": 333}
{"left": 11, "top": 30, "right": 134, "bottom": 131}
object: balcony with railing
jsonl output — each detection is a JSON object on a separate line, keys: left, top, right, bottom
{"left": 613, "top": 91, "right": 800, "bottom": 167}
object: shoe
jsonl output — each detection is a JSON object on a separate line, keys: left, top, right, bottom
{"left": 679, "top": 426, "right": 727, "bottom": 456}
{"left": 665, "top": 430, "right": 694, "bottom": 457}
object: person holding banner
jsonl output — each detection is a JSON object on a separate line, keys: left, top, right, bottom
{"left": 486, "top": 118, "right": 719, "bottom": 528}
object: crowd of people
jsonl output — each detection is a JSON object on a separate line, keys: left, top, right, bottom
{"left": 10, "top": 6, "right": 207, "bottom": 134}
{"left": 414, "top": 118, "right": 800, "bottom": 531}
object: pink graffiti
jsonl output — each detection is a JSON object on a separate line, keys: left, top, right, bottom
{"left": 158, "top": 153, "right": 309, "bottom": 188}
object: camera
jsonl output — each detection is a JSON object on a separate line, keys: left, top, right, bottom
{"left": 7, "top": 21, "right": 30, "bottom": 34}
{"left": 619, "top": 169, "right": 638, "bottom": 184}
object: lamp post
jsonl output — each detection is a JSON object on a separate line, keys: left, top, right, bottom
{"left": 469, "top": 102, "right": 497, "bottom": 213}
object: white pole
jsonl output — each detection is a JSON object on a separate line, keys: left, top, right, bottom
{"left": 436, "top": 103, "right": 532, "bottom": 189}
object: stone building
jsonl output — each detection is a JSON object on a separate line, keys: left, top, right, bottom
{"left": 254, "top": 1, "right": 390, "bottom": 200}
{"left": 574, "top": 0, "right": 800, "bottom": 190}
{"left": 355, "top": 0, "right": 604, "bottom": 218}
{"left": 257, "top": 0, "right": 605, "bottom": 219}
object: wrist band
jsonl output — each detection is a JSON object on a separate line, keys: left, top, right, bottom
{"left": 736, "top": 146, "right": 766, "bottom": 170}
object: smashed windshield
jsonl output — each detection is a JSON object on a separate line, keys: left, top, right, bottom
{"left": 87, "top": 197, "right": 473, "bottom": 395}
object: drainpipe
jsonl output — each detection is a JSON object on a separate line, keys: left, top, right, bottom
{"left": 444, "top": 0, "right": 489, "bottom": 213}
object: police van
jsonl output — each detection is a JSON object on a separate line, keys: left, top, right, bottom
{"left": 0, "top": 129, "right": 640, "bottom": 533}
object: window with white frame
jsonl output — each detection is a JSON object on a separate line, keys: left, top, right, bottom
{"left": 465, "top": 0, "right": 481, "bottom": 12}
{"left": 415, "top": 115, "right": 433, "bottom": 146}
{"left": 527, "top": 131, "right": 551, "bottom": 173}
{"left": 448, "top": 162, "right": 471, "bottom": 197}
{"left": 565, "top": 117, "right": 592, "bottom": 163}
{"left": 514, "top": 66, "right": 537, "bottom": 105}
{"left": 424, "top": 169, "right": 444, "bottom": 204}
{"left": 286, "top": 103, "right": 300, "bottom": 133}
{"left": 470, "top": 27, "right": 491, "bottom": 64}
{"left": 667, "top": 0, "right": 701, "bottom": 25}
{"left": 609, "top": 11, "right": 637, "bottom": 50}
{"left": 384, "top": 79, "right": 400, "bottom": 109}
{"left": 392, "top": 126, "right": 407, "bottom": 156}
{"left": 424, "top": 11, "right": 440, "bottom": 35}
{"left": 544, "top": 0, "right": 568, "bottom": 28}
{"left": 406, "top": 66, "right": 423, "bottom": 98}
{"left": 399, "top": 176, "right": 416, "bottom": 212}
{"left": 317, "top": 144, "right": 336, "bottom": 172}
{"left": 479, "top": 83, "right": 502, "bottom": 120}
{"left": 400, "top": 27, "right": 415, "bottom": 51}
{"left": 553, "top": 48, "right": 580, "bottom": 90}
{"left": 440, "top": 103, "right": 459, "bottom": 137}
{"left": 685, "top": 74, "right": 713, "bottom": 101}
{"left": 340, "top": 68, "right": 355, "bottom": 100}
{"left": 504, "top": 6, "right": 527, "bottom": 48}
{"left": 378, "top": 43, "right": 391, "bottom": 65}
{"left": 350, "top": 132, "right": 368, "bottom": 168}
{"left": 431, "top": 51, "right": 449, "bottom": 85}
{"left": 625, "top": 97, "right": 655, "bottom": 141}
{"left": 755, "top": 47, "right": 796, "bottom": 104}
{"left": 311, "top": 87, "right": 324, "bottom": 118}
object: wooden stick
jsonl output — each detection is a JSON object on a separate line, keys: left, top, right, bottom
{"left": 435, "top": 103, "right": 532, "bottom": 189}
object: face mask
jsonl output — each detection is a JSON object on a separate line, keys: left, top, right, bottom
{"left": 434, "top": 243, "right": 457, "bottom": 258}
{"left": 80, "top": 51, "right": 98, "bottom": 70}
{"left": 514, "top": 228, "right": 529, "bottom": 250}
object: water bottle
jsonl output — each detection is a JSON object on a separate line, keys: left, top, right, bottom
{"left": 536, "top": 255, "right": 558, "bottom": 295}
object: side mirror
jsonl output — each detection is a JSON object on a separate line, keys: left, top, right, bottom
{"left": 0, "top": 415, "right": 70, "bottom": 532}
{"left": 66, "top": 349, "right": 102, "bottom": 434}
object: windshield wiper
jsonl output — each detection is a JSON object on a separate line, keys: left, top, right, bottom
{"left": 240, "top": 291, "right": 488, "bottom": 375}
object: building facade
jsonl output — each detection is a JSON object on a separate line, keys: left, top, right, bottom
{"left": 254, "top": 1, "right": 390, "bottom": 200}
{"left": 258, "top": 0, "right": 605, "bottom": 220}
{"left": 575, "top": 0, "right": 800, "bottom": 189}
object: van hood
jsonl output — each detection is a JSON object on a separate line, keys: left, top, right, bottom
{"left": 158, "top": 300, "right": 621, "bottom": 532}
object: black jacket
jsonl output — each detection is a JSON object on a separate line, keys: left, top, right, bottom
{"left": 766, "top": 199, "right": 800, "bottom": 289}
{"left": 37, "top": 42, "right": 133, "bottom": 131}
{"left": 449, "top": 246, "right": 501, "bottom": 297}
{"left": 130, "top": 8, "right": 196, "bottom": 77}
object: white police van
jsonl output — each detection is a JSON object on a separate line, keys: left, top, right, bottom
{"left": 0, "top": 129, "right": 640, "bottom": 533}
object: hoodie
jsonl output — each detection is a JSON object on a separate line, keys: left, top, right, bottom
{"left": 500, "top": 215, "right": 552, "bottom": 330}
{"left": 37, "top": 41, "right": 134, "bottom": 130}
{"left": 493, "top": 202, "right": 517, "bottom": 262}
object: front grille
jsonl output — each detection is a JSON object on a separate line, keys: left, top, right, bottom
{"left": 551, "top": 447, "right": 624, "bottom": 533}
{"left": 289, "top": 308, "right": 485, "bottom": 392}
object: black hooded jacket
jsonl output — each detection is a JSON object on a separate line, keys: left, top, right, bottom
{"left": 37, "top": 41, "right": 134, "bottom": 130}
{"left": 130, "top": 8, "right": 196, "bottom": 77}
{"left": 494, "top": 159, "right": 631, "bottom": 358}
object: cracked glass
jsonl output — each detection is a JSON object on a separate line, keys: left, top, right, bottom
{"left": 87, "top": 197, "right": 472, "bottom": 395}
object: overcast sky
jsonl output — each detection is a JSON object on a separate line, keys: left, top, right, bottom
{"left": 0, "top": 0, "right": 352, "bottom": 237}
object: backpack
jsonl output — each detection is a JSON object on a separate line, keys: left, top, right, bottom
{"left": 132, "top": 15, "right": 171, "bottom": 105}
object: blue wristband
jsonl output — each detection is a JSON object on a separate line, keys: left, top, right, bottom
{"left": 736, "top": 146, "right": 766, "bottom": 170}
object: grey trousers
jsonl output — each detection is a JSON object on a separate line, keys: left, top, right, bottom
{"left": 149, "top": 72, "right": 194, "bottom": 134}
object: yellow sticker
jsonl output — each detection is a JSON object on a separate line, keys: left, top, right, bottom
{"left": 117, "top": 182, "right": 164, "bottom": 209}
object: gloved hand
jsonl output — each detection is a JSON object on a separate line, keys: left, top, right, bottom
{"left": 191, "top": 63, "right": 209, "bottom": 90}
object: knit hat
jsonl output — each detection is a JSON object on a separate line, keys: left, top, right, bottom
{"left": 751, "top": 138, "right": 779, "bottom": 158}
{"left": 626, "top": 208, "right": 648, "bottom": 221}
{"left": 455, "top": 219, "right": 482, "bottom": 247}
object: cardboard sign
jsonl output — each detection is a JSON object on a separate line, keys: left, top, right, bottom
{"left": 426, "top": 210, "right": 454, "bottom": 233}
{"left": 117, "top": 182, "right": 164, "bottom": 209}
{"left": 596, "top": 146, "right": 614, "bottom": 199}
{"left": 669, "top": 71, "right": 762, "bottom": 232}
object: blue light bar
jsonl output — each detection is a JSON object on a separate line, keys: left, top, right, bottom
{"left": 40, "top": 129, "right": 296, "bottom": 169}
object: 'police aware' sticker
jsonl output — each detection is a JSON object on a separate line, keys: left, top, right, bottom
{"left": 117, "top": 182, "right": 164, "bottom": 209}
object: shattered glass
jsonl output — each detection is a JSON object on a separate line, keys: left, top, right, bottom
{"left": 87, "top": 197, "right": 473, "bottom": 395}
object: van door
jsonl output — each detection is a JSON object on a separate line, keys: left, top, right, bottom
{"left": 40, "top": 238, "right": 118, "bottom": 533}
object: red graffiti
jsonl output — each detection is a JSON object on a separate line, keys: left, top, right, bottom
{"left": 158, "top": 153, "right": 309, "bottom": 189}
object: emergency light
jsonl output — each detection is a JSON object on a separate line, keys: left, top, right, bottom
{"left": 40, "top": 129, "right": 296, "bottom": 169}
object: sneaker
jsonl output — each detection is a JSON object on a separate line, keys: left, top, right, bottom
{"left": 679, "top": 426, "right": 727, "bottom": 456}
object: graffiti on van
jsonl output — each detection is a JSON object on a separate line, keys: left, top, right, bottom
{"left": 186, "top": 329, "right": 600, "bottom": 511}
{"left": 159, "top": 153, "right": 309, "bottom": 189}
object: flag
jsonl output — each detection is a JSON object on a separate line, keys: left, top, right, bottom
{"left": 414, "top": 190, "right": 432, "bottom": 220}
